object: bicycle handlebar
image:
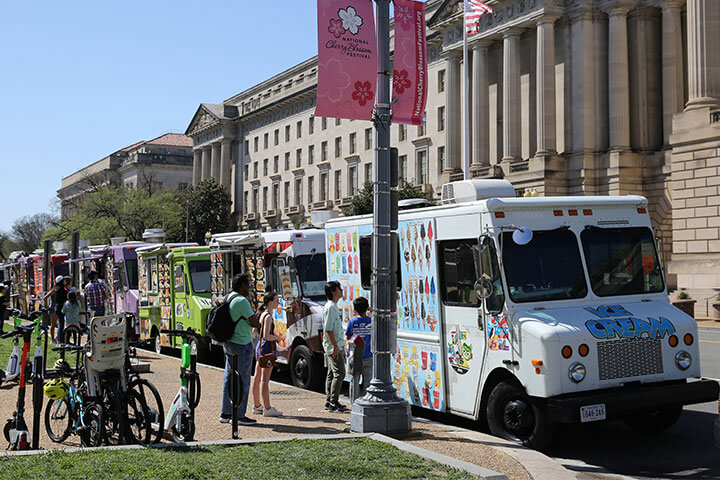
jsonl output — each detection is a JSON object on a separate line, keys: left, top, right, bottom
{"left": 160, "top": 329, "right": 201, "bottom": 339}
{"left": 1, "top": 324, "right": 34, "bottom": 339}
{"left": 52, "top": 344, "right": 85, "bottom": 353}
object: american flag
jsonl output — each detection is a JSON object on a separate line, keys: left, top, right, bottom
{"left": 464, "top": 0, "right": 493, "bottom": 35}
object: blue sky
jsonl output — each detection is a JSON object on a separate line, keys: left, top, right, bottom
{"left": 0, "top": 1, "right": 321, "bottom": 232}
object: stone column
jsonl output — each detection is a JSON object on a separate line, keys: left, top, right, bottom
{"left": 472, "top": 41, "right": 491, "bottom": 167}
{"left": 445, "top": 51, "right": 462, "bottom": 173}
{"left": 201, "top": 146, "right": 211, "bottom": 180}
{"left": 192, "top": 149, "right": 202, "bottom": 185}
{"left": 607, "top": 7, "right": 631, "bottom": 151}
{"left": 502, "top": 28, "right": 522, "bottom": 162}
{"left": 686, "top": 0, "right": 720, "bottom": 109}
{"left": 661, "top": 2, "right": 685, "bottom": 146}
{"left": 536, "top": 17, "right": 557, "bottom": 155}
{"left": 220, "top": 139, "right": 232, "bottom": 189}
{"left": 210, "top": 142, "right": 221, "bottom": 182}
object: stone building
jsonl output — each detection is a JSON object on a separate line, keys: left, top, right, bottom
{"left": 58, "top": 133, "right": 194, "bottom": 220}
{"left": 185, "top": 0, "right": 720, "bottom": 314}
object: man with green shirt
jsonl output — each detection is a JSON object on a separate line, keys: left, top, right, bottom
{"left": 322, "top": 280, "right": 347, "bottom": 412}
{"left": 221, "top": 273, "right": 260, "bottom": 425}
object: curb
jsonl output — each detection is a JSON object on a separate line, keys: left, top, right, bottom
{"left": 0, "top": 432, "right": 506, "bottom": 479}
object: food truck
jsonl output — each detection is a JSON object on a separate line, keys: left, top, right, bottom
{"left": 325, "top": 179, "right": 719, "bottom": 448}
{"left": 137, "top": 244, "right": 209, "bottom": 353}
{"left": 209, "top": 229, "right": 328, "bottom": 389}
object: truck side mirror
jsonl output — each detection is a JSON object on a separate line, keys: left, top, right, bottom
{"left": 474, "top": 277, "right": 494, "bottom": 300}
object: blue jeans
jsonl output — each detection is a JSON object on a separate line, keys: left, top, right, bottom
{"left": 221, "top": 341, "right": 253, "bottom": 418}
{"left": 89, "top": 306, "right": 105, "bottom": 317}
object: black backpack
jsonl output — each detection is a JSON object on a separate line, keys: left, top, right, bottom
{"left": 206, "top": 292, "right": 240, "bottom": 342}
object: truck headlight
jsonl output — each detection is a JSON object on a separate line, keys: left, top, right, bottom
{"left": 675, "top": 350, "right": 692, "bottom": 370}
{"left": 568, "top": 362, "right": 586, "bottom": 383}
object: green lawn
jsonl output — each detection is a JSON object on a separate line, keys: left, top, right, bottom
{"left": 0, "top": 438, "right": 474, "bottom": 480}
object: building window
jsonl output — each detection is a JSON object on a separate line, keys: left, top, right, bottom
{"left": 399, "top": 154, "right": 407, "bottom": 182}
{"left": 274, "top": 129, "right": 279, "bottom": 146}
{"left": 348, "top": 165, "right": 358, "bottom": 196}
{"left": 262, "top": 186, "right": 268, "bottom": 211}
{"left": 308, "top": 145, "right": 315, "bottom": 165}
{"left": 244, "top": 164, "right": 249, "bottom": 180}
{"left": 321, "top": 141, "right": 328, "bottom": 161}
{"left": 253, "top": 161, "right": 258, "bottom": 178}
{"left": 285, "top": 125, "right": 291, "bottom": 142}
{"left": 365, "top": 128, "right": 372, "bottom": 150}
{"left": 254, "top": 136, "right": 258, "bottom": 152}
{"left": 178, "top": 182, "right": 188, "bottom": 190}
{"left": 399, "top": 124, "right": 406, "bottom": 141}
{"left": 416, "top": 150, "right": 428, "bottom": 185}
{"left": 245, "top": 140, "right": 249, "bottom": 155}
{"left": 253, "top": 188, "right": 259, "bottom": 213}
{"left": 334, "top": 170, "right": 342, "bottom": 199}
{"left": 335, "top": 118, "right": 341, "bottom": 126}
{"left": 309, "top": 116, "right": 315, "bottom": 134}
{"left": 418, "top": 112, "right": 427, "bottom": 136}
{"left": 297, "top": 120, "right": 302, "bottom": 138}
{"left": 438, "top": 146, "right": 446, "bottom": 173}
{"left": 364, "top": 163, "right": 372, "bottom": 184}
{"left": 263, "top": 158, "right": 268, "bottom": 176}
{"left": 308, "top": 176, "right": 315, "bottom": 203}
{"left": 438, "top": 69, "right": 446, "bottom": 93}
{"left": 273, "top": 183, "right": 279, "bottom": 209}
{"left": 438, "top": 106, "right": 445, "bottom": 132}
{"left": 320, "top": 172, "right": 328, "bottom": 201}
{"left": 284, "top": 182, "right": 290, "bottom": 208}
{"left": 284, "top": 152, "right": 290, "bottom": 170}
{"left": 264, "top": 133, "right": 269, "bottom": 149}
{"left": 158, "top": 148, "right": 167, "bottom": 155}
{"left": 294, "top": 178, "right": 303, "bottom": 205}
{"left": 296, "top": 148, "right": 302, "bottom": 168}
{"left": 349, "top": 132, "right": 356, "bottom": 154}
{"left": 322, "top": 117, "right": 327, "bottom": 130}
{"left": 273, "top": 155, "right": 279, "bottom": 173}
{"left": 335, "top": 137, "right": 342, "bottom": 158}
{"left": 244, "top": 191, "right": 249, "bottom": 214}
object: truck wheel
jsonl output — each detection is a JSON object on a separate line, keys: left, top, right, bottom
{"left": 290, "top": 345, "right": 324, "bottom": 391}
{"left": 623, "top": 405, "right": 682, "bottom": 434}
{"left": 153, "top": 329, "right": 163, "bottom": 355}
{"left": 486, "top": 381, "right": 553, "bottom": 449}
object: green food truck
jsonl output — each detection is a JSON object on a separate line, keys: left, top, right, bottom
{"left": 136, "top": 244, "right": 212, "bottom": 354}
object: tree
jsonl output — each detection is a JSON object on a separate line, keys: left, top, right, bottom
{"left": 181, "top": 179, "right": 232, "bottom": 244}
{"left": 348, "top": 180, "right": 430, "bottom": 216}
{"left": 11, "top": 213, "right": 58, "bottom": 253}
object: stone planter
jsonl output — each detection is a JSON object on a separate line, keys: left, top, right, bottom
{"left": 672, "top": 299, "right": 697, "bottom": 318}
{"left": 711, "top": 302, "right": 720, "bottom": 322}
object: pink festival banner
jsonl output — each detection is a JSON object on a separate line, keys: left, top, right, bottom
{"left": 316, "top": 0, "right": 377, "bottom": 121}
{"left": 392, "top": 0, "right": 428, "bottom": 125}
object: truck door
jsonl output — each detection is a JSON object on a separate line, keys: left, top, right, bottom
{"left": 439, "top": 239, "right": 486, "bottom": 416}
{"left": 172, "top": 263, "right": 187, "bottom": 333}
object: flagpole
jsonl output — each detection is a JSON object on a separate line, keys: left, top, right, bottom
{"left": 463, "top": 8, "right": 470, "bottom": 181}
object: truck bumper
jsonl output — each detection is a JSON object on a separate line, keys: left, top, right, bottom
{"left": 544, "top": 379, "right": 719, "bottom": 423}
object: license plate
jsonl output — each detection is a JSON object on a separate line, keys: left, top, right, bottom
{"left": 580, "top": 404, "right": 606, "bottom": 423}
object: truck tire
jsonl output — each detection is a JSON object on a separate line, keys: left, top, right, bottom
{"left": 623, "top": 405, "right": 682, "bottom": 434}
{"left": 486, "top": 381, "right": 553, "bottom": 450}
{"left": 152, "top": 329, "right": 163, "bottom": 355}
{"left": 289, "top": 345, "right": 324, "bottom": 391}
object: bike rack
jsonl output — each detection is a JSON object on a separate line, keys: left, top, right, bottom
{"left": 228, "top": 353, "right": 243, "bottom": 440}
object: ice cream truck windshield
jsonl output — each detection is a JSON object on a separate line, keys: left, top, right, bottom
{"left": 294, "top": 253, "right": 326, "bottom": 299}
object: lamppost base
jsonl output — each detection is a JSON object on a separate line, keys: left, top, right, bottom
{"left": 350, "top": 397, "right": 412, "bottom": 434}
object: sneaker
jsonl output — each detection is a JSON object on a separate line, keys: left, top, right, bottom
{"left": 330, "top": 402, "right": 348, "bottom": 413}
{"left": 219, "top": 415, "right": 231, "bottom": 424}
{"left": 263, "top": 406, "right": 283, "bottom": 417}
{"left": 324, "top": 401, "right": 335, "bottom": 411}
{"left": 252, "top": 405, "right": 264, "bottom": 414}
{"left": 238, "top": 416, "right": 257, "bottom": 426}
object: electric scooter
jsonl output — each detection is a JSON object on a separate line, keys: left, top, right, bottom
{"left": 160, "top": 329, "right": 201, "bottom": 443}
{"left": 0, "top": 310, "right": 24, "bottom": 387}
{"left": 29, "top": 310, "right": 49, "bottom": 450}
{"left": 1, "top": 324, "right": 34, "bottom": 450}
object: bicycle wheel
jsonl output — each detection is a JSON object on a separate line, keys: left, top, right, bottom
{"left": 63, "top": 325, "right": 84, "bottom": 346}
{"left": 128, "top": 378, "right": 164, "bottom": 445}
{"left": 79, "top": 402, "right": 104, "bottom": 447}
{"left": 101, "top": 384, "right": 124, "bottom": 445}
{"left": 123, "top": 389, "right": 151, "bottom": 445}
{"left": 44, "top": 398, "right": 72, "bottom": 443}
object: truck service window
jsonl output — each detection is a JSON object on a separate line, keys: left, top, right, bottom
{"left": 125, "top": 259, "right": 139, "bottom": 290}
{"left": 188, "top": 260, "right": 211, "bottom": 293}
{"left": 294, "top": 253, "right": 326, "bottom": 299}
{"left": 581, "top": 226, "right": 664, "bottom": 296}
{"left": 502, "top": 229, "right": 587, "bottom": 303}
{"left": 359, "top": 235, "right": 401, "bottom": 291}
{"left": 439, "top": 240, "right": 480, "bottom": 307}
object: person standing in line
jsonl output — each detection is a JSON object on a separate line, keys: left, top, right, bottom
{"left": 322, "top": 280, "right": 347, "bottom": 413}
{"left": 220, "top": 273, "right": 261, "bottom": 425}
{"left": 346, "top": 296, "right": 372, "bottom": 403}
{"left": 44, "top": 276, "right": 68, "bottom": 342}
{"left": 62, "top": 291, "right": 81, "bottom": 330}
{"left": 84, "top": 271, "right": 109, "bottom": 318}
{"left": 0, "top": 284, "right": 7, "bottom": 334}
{"left": 251, "top": 291, "right": 284, "bottom": 417}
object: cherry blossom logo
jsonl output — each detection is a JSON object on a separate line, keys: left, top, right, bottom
{"left": 328, "top": 18, "right": 345, "bottom": 38}
{"left": 352, "top": 80, "right": 374, "bottom": 106}
{"left": 393, "top": 69, "right": 412, "bottom": 94}
{"left": 395, "top": 5, "right": 412, "bottom": 26}
{"left": 338, "top": 6, "right": 363, "bottom": 35}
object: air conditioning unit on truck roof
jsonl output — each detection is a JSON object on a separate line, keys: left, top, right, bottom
{"left": 441, "top": 179, "right": 515, "bottom": 205}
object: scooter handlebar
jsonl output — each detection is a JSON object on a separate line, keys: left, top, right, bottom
{"left": 160, "top": 329, "right": 201, "bottom": 340}
{"left": 1, "top": 324, "right": 34, "bottom": 338}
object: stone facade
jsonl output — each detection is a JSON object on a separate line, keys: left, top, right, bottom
{"left": 58, "top": 133, "right": 193, "bottom": 220}
{"left": 185, "top": 0, "right": 720, "bottom": 313}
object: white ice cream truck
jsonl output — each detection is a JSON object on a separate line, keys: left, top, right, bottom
{"left": 324, "top": 179, "right": 719, "bottom": 448}
{"left": 209, "top": 228, "right": 328, "bottom": 389}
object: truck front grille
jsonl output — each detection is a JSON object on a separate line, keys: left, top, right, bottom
{"left": 597, "top": 337, "right": 663, "bottom": 381}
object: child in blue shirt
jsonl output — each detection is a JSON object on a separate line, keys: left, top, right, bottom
{"left": 345, "top": 296, "right": 372, "bottom": 402}
{"left": 62, "top": 291, "right": 82, "bottom": 328}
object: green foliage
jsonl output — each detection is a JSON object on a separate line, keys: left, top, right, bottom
{"left": 180, "top": 178, "right": 232, "bottom": 244}
{"left": 349, "top": 180, "right": 431, "bottom": 216}
{"left": 676, "top": 290, "right": 690, "bottom": 300}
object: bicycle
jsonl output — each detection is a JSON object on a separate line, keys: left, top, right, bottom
{"left": 0, "top": 310, "right": 26, "bottom": 386}
{"left": 125, "top": 338, "right": 164, "bottom": 445}
{"left": 44, "top": 344, "right": 104, "bottom": 447}
{"left": 161, "top": 329, "right": 201, "bottom": 443}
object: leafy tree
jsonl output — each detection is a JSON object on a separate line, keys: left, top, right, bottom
{"left": 11, "top": 213, "right": 58, "bottom": 253}
{"left": 180, "top": 179, "right": 232, "bottom": 244}
{"left": 348, "top": 180, "right": 430, "bottom": 216}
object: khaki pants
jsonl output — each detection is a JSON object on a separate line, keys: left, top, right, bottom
{"left": 325, "top": 351, "right": 346, "bottom": 405}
